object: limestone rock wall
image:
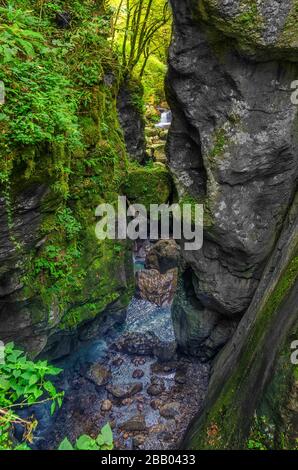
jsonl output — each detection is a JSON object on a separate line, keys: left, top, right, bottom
{"left": 168, "top": 0, "right": 298, "bottom": 359}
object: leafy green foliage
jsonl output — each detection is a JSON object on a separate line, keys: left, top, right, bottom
{"left": 0, "top": 0, "right": 136, "bottom": 333}
{"left": 56, "top": 208, "right": 82, "bottom": 240}
{"left": 58, "top": 423, "right": 114, "bottom": 451}
{"left": 247, "top": 416, "right": 275, "bottom": 450}
{"left": 0, "top": 342, "right": 63, "bottom": 450}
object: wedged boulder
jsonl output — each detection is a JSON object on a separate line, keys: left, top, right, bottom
{"left": 145, "top": 239, "right": 180, "bottom": 274}
{"left": 135, "top": 268, "right": 178, "bottom": 306}
{"left": 172, "top": 271, "right": 237, "bottom": 361}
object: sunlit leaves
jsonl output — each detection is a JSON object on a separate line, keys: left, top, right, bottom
{"left": 58, "top": 423, "right": 114, "bottom": 451}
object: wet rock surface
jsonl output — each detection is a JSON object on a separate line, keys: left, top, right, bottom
{"left": 27, "top": 242, "right": 210, "bottom": 450}
{"left": 29, "top": 272, "right": 206, "bottom": 449}
{"left": 36, "top": 348, "right": 209, "bottom": 450}
{"left": 135, "top": 268, "right": 178, "bottom": 306}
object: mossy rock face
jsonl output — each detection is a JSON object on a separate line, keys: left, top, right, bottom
{"left": 124, "top": 165, "right": 173, "bottom": 208}
{"left": 0, "top": 1, "right": 135, "bottom": 356}
{"left": 197, "top": 0, "right": 298, "bottom": 60}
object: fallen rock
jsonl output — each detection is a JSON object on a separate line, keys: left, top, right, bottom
{"left": 107, "top": 383, "right": 143, "bottom": 399}
{"left": 121, "top": 414, "right": 147, "bottom": 432}
{"left": 151, "top": 361, "right": 176, "bottom": 374}
{"left": 150, "top": 399, "right": 161, "bottom": 410}
{"left": 159, "top": 402, "right": 180, "bottom": 419}
{"left": 132, "top": 369, "right": 144, "bottom": 379}
{"left": 133, "top": 434, "right": 146, "bottom": 448}
{"left": 147, "top": 378, "right": 165, "bottom": 396}
{"left": 135, "top": 268, "right": 178, "bottom": 306}
{"left": 101, "top": 399, "right": 112, "bottom": 412}
{"left": 86, "top": 364, "right": 111, "bottom": 387}
{"left": 116, "top": 332, "right": 160, "bottom": 356}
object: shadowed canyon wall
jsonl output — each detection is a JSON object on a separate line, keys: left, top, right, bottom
{"left": 167, "top": 0, "right": 298, "bottom": 448}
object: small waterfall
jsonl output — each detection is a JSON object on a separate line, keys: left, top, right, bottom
{"left": 155, "top": 110, "right": 172, "bottom": 129}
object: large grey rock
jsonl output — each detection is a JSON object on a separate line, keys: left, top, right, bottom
{"left": 168, "top": 0, "right": 298, "bottom": 359}
{"left": 0, "top": 183, "right": 60, "bottom": 356}
{"left": 117, "top": 81, "right": 146, "bottom": 163}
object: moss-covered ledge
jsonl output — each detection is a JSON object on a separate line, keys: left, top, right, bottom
{"left": 123, "top": 163, "right": 173, "bottom": 209}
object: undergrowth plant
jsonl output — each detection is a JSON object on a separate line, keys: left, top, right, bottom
{"left": 58, "top": 423, "right": 114, "bottom": 451}
{"left": 0, "top": 342, "right": 114, "bottom": 450}
{"left": 0, "top": 342, "right": 63, "bottom": 450}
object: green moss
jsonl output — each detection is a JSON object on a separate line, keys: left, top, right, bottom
{"left": 123, "top": 164, "right": 172, "bottom": 209}
{"left": 209, "top": 128, "right": 228, "bottom": 160}
{"left": 198, "top": 0, "right": 298, "bottom": 59}
{"left": 178, "top": 192, "right": 213, "bottom": 229}
{"left": 1, "top": 1, "right": 135, "bottom": 333}
{"left": 256, "top": 320, "right": 298, "bottom": 450}
{"left": 278, "top": 1, "right": 298, "bottom": 51}
{"left": 196, "top": 0, "right": 267, "bottom": 57}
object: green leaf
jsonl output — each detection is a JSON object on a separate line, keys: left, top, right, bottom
{"left": 44, "top": 380, "right": 57, "bottom": 397}
{"left": 99, "top": 423, "right": 113, "bottom": 446}
{"left": 58, "top": 438, "right": 74, "bottom": 451}
{"left": 75, "top": 435, "right": 97, "bottom": 451}
{"left": 0, "top": 376, "right": 10, "bottom": 391}
{"left": 50, "top": 401, "right": 56, "bottom": 415}
{"left": 29, "top": 374, "right": 39, "bottom": 386}
{"left": 47, "top": 366, "right": 62, "bottom": 376}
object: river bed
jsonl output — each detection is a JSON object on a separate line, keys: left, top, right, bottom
{"left": 21, "top": 243, "right": 210, "bottom": 450}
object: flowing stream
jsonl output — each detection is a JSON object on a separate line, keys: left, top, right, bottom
{"left": 155, "top": 110, "right": 172, "bottom": 129}
{"left": 20, "top": 242, "right": 210, "bottom": 450}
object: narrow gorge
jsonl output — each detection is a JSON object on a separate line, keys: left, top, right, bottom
{"left": 0, "top": 0, "right": 297, "bottom": 453}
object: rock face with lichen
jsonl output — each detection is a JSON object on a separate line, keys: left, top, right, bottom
{"left": 167, "top": 0, "right": 298, "bottom": 449}
{"left": 195, "top": 0, "right": 298, "bottom": 60}
{"left": 167, "top": 0, "right": 298, "bottom": 359}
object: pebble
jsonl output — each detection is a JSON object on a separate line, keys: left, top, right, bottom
{"left": 132, "top": 369, "right": 144, "bottom": 379}
{"left": 101, "top": 399, "right": 113, "bottom": 412}
{"left": 107, "top": 383, "right": 143, "bottom": 399}
{"left": 112, "top": 357, "right": 124, "bottom": 367}
{"left": 121, "top": 415, "right": 147, "bottom": 432}
{"left": 133, "top": 434, "right": 145, "bottom": 448}
{"left": 159, "top": 402, "right": 180, "bottom": 419}
{"left": 132, "top": 357, "right": 146, "bottom": 366}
